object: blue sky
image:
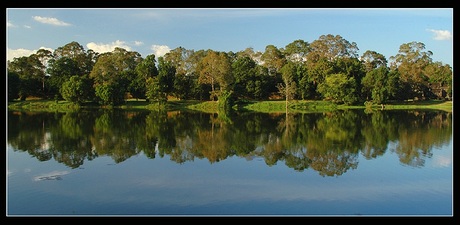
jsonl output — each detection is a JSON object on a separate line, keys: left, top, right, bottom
{"left": 6, "top": 8, "right": 453, "bottom": 66}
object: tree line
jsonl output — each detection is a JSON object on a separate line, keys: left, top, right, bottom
{"left": 7, "top": 34, "right": 453, "bottom": 107}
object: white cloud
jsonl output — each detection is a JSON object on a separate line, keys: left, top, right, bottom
{"left": 86, "top": 40, "right": 132, "bottom": 53}
{"left": 7, "top": 21, "right": 15, "bottom": 27}
{"left": 427, "top": 29, "right": 452, "bottom": 41}
{"left": 7, "top": 47, "right": 53, "bottom": 61}
{"left": 134, "top": 41, "right": 144, "bottom": 46}
{"left": 7, "top": 21, "right": 31, "bottom": 29}
{"left": 151, "top": 45, "right": 171, "bottom": 57}
{"left": 33, "top": 16, "right": 71, "bottom": 26}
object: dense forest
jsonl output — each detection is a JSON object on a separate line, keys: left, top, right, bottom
{"left": 7, "top": 34, "right": 453, "bottom": 107}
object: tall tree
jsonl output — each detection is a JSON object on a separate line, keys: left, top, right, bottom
{"left": 34, "top": 49, "right": 53, "bottom": 93}
{"left": 232, "top": 55, "right": 257, "bottom": 99}
{"left": 184, "top": 49, "right": 207, "bottom": 100}
{"left": 156, "top": 56, "right": 175, "bottom": 98}
{"left": 89, "top": 47, "right": 142, "bottom": 105}
{"left": 136, "top": 54, "right": 158, "bottom": 78}
{"left": 164, "top": 46, "right": 195, "bottom": 76}
{"left": 279, "top": 62, "right": 298, "bottom": 111}
{"left": 132, "top": 54, "right": 158, "bottom": 100}
{"left": 164, "top": 47, "right": 206, "bottom": 100}
{"left": 60, "top": 75, "right": 94, "bottom": 104}
{"left": 8, "top": 55, "right": 44, "bottom": 100}
{"left": 197, "top": 50, "right": 233, "bottom": 100}
{"left": 47, "top": 42, "right": 98, "bottom": 99}
{"left": 389, "top": 41, "right": 433, "bottom": 100}
{"left": 307, "top": 34, "right": 359, "bottom": 62}
{"left": 389, "top": 41, "right": 433, "bottom": 83}
{"left": 306, "top": 34, "right": 359, "bottom": 99}
{"left": 253, "top": 65, "right": 274, "bottom": 100}
{"left": 46, "top": 57, "right": 80, "bottom": 98}
{"left": 145, "top": 77, "right": 167, "bottom": 104}
{"left": 53, "top": 41, "right": 96, "bottom": 75}
{"left": 293, "top": 63, "right": 311, "bottom": 100}
{"left": 423, "top": 61, "right": 452, "bottom": 99}
{"left": 332, "top": 57, "right": 366, "bottom": 102}
{"left": 361, "top": 67, "right": 399, "bottom": 104}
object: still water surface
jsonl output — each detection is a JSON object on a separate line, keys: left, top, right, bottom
{"left": 7, "top": 109, "right": 453, "bottom": 216}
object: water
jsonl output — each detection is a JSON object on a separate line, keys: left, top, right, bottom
{"left": 6, "top": 109, "right": 453, "bottom": 216}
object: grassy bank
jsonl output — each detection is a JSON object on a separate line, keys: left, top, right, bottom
{"left": 379, "top": 100, "right": 453, "bottom": 111}
{"left": 239, "top": 99, "right": 452, "bottom": 113}
{"left": 7, "top": 98, "right": 452, "bottom": 113}
{"left": 241, "top": 100, "right": 338, "bottom": 113}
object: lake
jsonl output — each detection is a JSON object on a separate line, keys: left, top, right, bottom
{"left": 6, "top": 108, "right": 453, "bottom": 216}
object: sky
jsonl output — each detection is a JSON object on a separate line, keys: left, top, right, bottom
{"left": 6, "top": 8, "right": 454, "bottom": 66}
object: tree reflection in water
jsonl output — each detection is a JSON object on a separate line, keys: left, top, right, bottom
{"left": 7, "top": 108, "right": 452, "bottom": 177}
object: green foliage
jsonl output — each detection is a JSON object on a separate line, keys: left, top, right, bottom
{"left": 424, "top": 62, "right": 452, "bottom": 99}
{"left": 292, "top": 63, "right": 312, "bottom": 100}
{"left": 389, "top": 41, "right": 434, "bottom": 99}
{"left": 157, "top": 60, "right": 175, "bottom": 95}
{"left": 8, "top": 71, "right": 21, "bottom": 101}
{"left": 360, "top": 50, "right": 388, "bottom": 72}
{"left": 197, "top": 50, "right": 233, "bottom": 98}
{"left": 145, "top": 77, "right": 167, "bottom": 104}
{"left": 232, "top": 62, "right": 273, "bottom": 100}
{"left": 284, "top": 39, "right": 310, "bottom": 62}
{"left": 306, "top": 57, "right": 334, "bottom": 98}
{"left": 136, "top": 54, "right": 158, "bottom": 78}
{"left": 95, "top": 83, "right": 126, "bottom": 106}
{"left": 232, "top": 56, "right": 257, "bottom": 99}
{"left": 261, "top": 45, "right": 286, "bottom": 76}
{"left": 7, "top": 39, "right": 453, "bottom": 106}
{"left": 172, "top": 74, "right": 191, "bottom": 100}
{"left": 279, "top": 61, "right": 298, "bottom": 102}
{"left": 46, "top": 42, "right": 98, "bottom": 99}
{"left": 361, "top": 67, "right": 399, "bottom": 104}
{"left": 318, "top": 73, "right": 359, "bottom": 105}
{"left": 128, "top": 76, "right": 147, "bottom": 100}
{"left": 60, "top": 75, "right": 93, "bottom": 105}
{"left": 8, "top": 55, "right": 45, "bottom": 99}
{"left": 217, "top": 90, "right": 235, "bottom": 110}
{"left": 90, "top": 47, "right": 142, "bottom": 105}
{"left": 131, "top": 54, "right": 159, "bottom": 100}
